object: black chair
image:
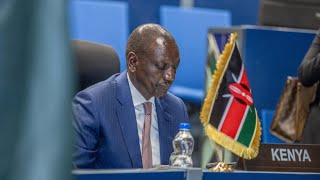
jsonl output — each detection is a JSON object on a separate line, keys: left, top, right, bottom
{"left": 72, "top": 40, "right": 120, "bottom": 91}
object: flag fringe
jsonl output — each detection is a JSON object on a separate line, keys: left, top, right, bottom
{"left": 200, "top": 33, "right": 261, "bottom": 159}
{"left": 205, "top": 112, "right": 261, "bottom": 159}
{"left": 200, "top": 33, "right": 237, "bottom": 125}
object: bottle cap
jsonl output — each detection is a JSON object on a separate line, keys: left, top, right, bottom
{"left": 179, "top": 123, "right": 190, "bottom": 130}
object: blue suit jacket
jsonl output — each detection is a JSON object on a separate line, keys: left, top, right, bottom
{"left": 72, "top": 71, "right": 189, "bottom": 169}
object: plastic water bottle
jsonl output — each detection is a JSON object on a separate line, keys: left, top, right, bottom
{"left": 169, "top": 123, "right": 194, "bottom": 168}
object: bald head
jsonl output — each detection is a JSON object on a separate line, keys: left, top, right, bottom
{"left": 125, "top": 24, "right": 180, "bottom": 99}
{"left": 126, "top": 24, "right": 178, "bottom": 60}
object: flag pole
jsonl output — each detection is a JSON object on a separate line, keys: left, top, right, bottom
{"left": 208, "top": 141, "right": 233, "bottom": 172}
{"left": 215, "top": 142, "right": 225, "bottom": 162}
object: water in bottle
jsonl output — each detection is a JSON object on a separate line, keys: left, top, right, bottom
{"left": 169, "top": 123, "right": 194, "bottom": 167}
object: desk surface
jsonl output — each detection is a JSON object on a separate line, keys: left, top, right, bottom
{"left": 73, "top": 169, "right": 187, "bottom": 180}
{"left": 73, "top": 168, "right": 320, "bottom": 180}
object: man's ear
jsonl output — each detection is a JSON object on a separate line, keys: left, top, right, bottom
{"left": 127, "top": 52, "right": 138, "bottom": 72}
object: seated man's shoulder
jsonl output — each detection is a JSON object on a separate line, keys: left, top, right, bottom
{"left": 75, "top": 73, "right": 119, "bottom": 99}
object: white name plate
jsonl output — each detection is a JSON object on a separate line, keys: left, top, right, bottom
{"left": 237, "top": 143, "right": 320, "bottom": 172}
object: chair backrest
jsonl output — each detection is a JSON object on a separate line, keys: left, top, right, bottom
{"left": 72, "top": 40, "right": 120, "bottom": 91}
{"left": 160, "top": 6, "right": 231, "bottom": 105}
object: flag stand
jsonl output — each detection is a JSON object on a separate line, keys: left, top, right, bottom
{"left": 206, "top": 142, "right": 234, "bottom": 172}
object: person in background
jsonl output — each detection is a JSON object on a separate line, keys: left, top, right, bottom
{"left": 72, "top": 24, "right": 189, "bottom": 169}
{"left": 299, "top": 28, "right": 320, "bottom": 144}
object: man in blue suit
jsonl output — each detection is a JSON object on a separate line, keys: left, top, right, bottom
{"left": 72, "top": 24, "right": 189, "bottom": 169}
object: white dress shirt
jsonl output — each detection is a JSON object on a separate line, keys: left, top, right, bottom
{"left": 127, "top": 73, "right": 161, "bottom": 166}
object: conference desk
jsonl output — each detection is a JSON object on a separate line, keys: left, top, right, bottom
{"left": 73, "top": 168, "right": 320, "bottom": 180}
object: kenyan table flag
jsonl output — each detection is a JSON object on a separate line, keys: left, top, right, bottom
{"left": 200, "top": 33, "right": 261, "bottom": 159}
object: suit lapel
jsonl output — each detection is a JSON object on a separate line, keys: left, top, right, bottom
{"left": 156, "top": 97, "right": 174, "bottom": 165}
{"left": 115, "top": 72, "right": 142, "bottom": 168}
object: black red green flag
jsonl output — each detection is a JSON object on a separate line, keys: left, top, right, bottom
{"left": 200, "top": 33, "right": 261, "bottom": 159}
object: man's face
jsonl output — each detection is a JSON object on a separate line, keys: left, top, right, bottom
{"left": 130, "top": 38, "right": 180, "bottom": 100}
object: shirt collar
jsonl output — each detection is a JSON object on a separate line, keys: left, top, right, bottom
{"left": 127, "top": 73, "right": 155, "bottom": 107}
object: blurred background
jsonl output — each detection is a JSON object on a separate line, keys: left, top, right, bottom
{"left": 1, "top": 0, "right": 319, "bottom": 179}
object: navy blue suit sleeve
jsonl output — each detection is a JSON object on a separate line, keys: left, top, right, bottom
{"left": 72, "top": 91, "right": 100, "bottom": 168}
{"left": 178, "top": 98, "right": 189, "bottom": 123}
